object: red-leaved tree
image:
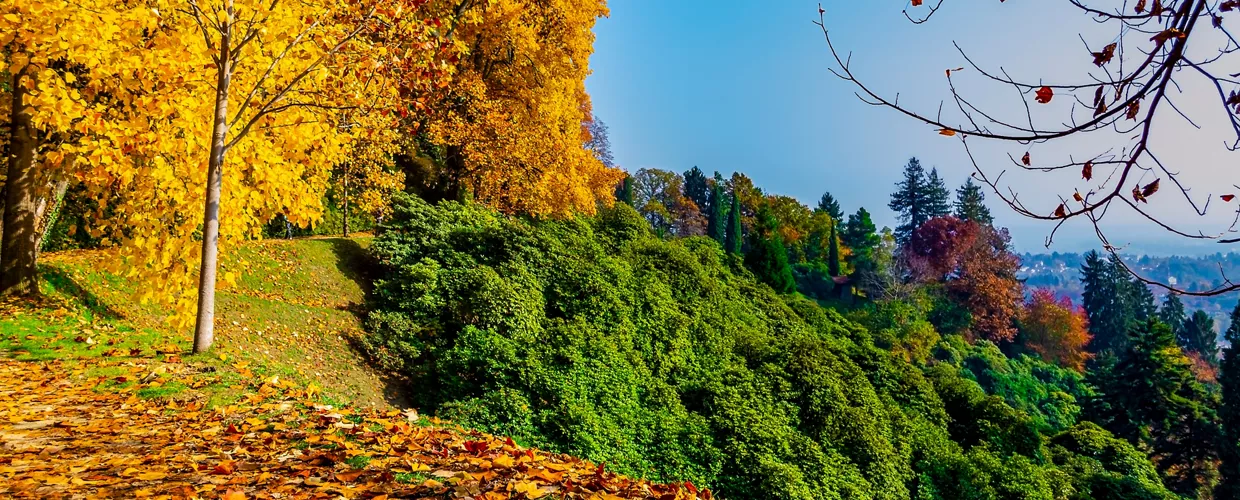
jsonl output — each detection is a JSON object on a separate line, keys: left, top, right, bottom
{"left": 907, "top": 217, "right": 1024, "bottom": 342}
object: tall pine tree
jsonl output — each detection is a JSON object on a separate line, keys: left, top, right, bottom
{"left": 842, "top": 208, "right": 880, "bottom": 272}
{"left": 683, "top": 166, "right": 709, "bottom": 213}
{"left": 706, "top": 182, "right": 727, "bottom": 244}
{"left": 816, "top": 191, "right": 843, "bottom": 220}
{"left": 1216, "top": 301, "right": 1240, "bottom": 498}
{"left": 725, "top": 194, "right": 742, "bottom": 255}
{"left": 1159, "top": 293, "right": 1188, "bottom": 339}
{"left": 925, "top": 168, "right": 952, "bottom": 219}
{"left": 1181, "top": 310, "right": 1220, "bottom": 367}
{"left": 888, "top": 157, "right": 949, "bottom": 243}
{"left": 1087, "top": 319, "right": 1220, "bottom": 497}
{"left": 953, "top": 178, "right": 993, "bottom": 225}
{"left": 1081, "top": 251, "right": 1129, "bottom": 354}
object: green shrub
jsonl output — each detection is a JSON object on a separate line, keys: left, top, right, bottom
{"left": 361, "top": 194, "right": 1174, "bottom": 500}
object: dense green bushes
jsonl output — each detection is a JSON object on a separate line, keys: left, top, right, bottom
{"left": 359, "top": 194, "right": 1176, "bottom": 500}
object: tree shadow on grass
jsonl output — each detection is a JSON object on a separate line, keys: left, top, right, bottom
{"left": 39, "top": 265, "right": 123, "bottom": 320}
{"left": 322, "top": 237, "right": 418, "bottom": 408}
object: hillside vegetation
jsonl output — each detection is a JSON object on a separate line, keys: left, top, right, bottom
{"left": 355, "top": 194, "right": 1173, "bottom": 500}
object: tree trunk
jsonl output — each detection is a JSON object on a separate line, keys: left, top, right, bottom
{"left": 342, "top": 172, "right": 350, "bottom": 237}
{"left": 0, "top": 68, "right": 39, "bottom": 298}
{"left": 33, "top": 178, "right": 70, "bottom": 257}
{"left": 193, "top": 35, "right": 233, "bottom": 354}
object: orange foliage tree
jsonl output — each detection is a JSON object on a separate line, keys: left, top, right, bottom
{"left": 1020, "top": 289, "right": 1093, "bottom": 371}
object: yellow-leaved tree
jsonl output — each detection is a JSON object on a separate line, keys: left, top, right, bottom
{"left": 413, "top": 0, "right": 622, "bottom": 217}
{"left": 2, "top": 0, "right": 448, "bottom": 351}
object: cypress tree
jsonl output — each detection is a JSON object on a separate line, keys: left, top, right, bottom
{"left": 827, "top": 220, "right": 841, "bottom": 277}
{"left": 706, "top": 183, "right": 727, "bottom": 244}
{"left": 1216, "top": 301, "right": 1240, "bottom": 498}
{"left": 816, "top": 192, "right": 843, "bottom": 220}
{"left": 725, "top": 194, "right": 742, "bottom": 255}
{"left": 953, "top": 178, "right": 993, "bottom": 225}
{"left": 616, "top": 175, "right": 634, "bottom": 206}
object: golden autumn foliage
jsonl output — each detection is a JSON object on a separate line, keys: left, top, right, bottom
{"left": 1, "top": 0, "right": 448, "bottom": 328}
{"left": 417, "top": 0, "right": 622, "bottom": 217}
{"left": 1020, "top": 289, "right": 1093, "bottom": 372}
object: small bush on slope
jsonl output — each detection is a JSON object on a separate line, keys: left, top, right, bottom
{"left": 358, "top": 194, "right": 1175, "bottom": 500}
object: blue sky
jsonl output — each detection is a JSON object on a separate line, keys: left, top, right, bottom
{"left": 584, "top": 1, "right": 1240, "bottom": 255}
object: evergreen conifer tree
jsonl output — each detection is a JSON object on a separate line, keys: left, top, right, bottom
{"left": 616, "top": 175, "right": 634, "bottom": 206}
{"left": 706, "top": 182, "right": 727, "bottom": 244}
{"left": 816, "top": 192, "right": 843, "bottom": 220}
{"left": 683, "top": 166, "right": 709, "bottom": 213}
{"left": 842, "top": 208, "right": 880, "bottom": 272}
{"left": 827, "top": 220, "right": 841, "bottom": 277}
{"left": 1088, "top": 319, "right": 1220, "bottom": 497}
{"left": 953, "top": 178, "right": 993, "bottom": 225}
{"left": 1216, "top": 301, "right": 1240, "bottom": 498}
{"left": 925, "top": 167, "right": 952, "bottom": 219}
{"left": 1159, "top": 293, "right": 1188, "bottom": 339}
{"left": 725, "top": 194, "right": 742, "bottom": 255}
{"left": 888, "top": 157, "right": 945, "bottom": 243}
{"left": 1181, "top": 310, "right": 1220, "bottom": 366}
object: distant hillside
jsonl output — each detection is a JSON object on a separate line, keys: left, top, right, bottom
{"left": 1020, "top": 251, "right": 1240, "bottom": 330}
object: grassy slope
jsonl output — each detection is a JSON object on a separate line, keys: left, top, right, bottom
{"left": 0, "top": 236, "right": 403, "bottom": 409}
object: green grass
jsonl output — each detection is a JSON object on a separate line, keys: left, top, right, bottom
{"left": 3, "top": 235, "right": 398, "bottom": 410}
{"left": 345, "top": 455, "right": 372, "bottom": 469}
{"left": 395, "top": 472, "right": 429, "bottom": 484}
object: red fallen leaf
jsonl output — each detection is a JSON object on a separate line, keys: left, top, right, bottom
{"left": 686, "top": 481, "right": 699, "bottom": 494}
{"left": 1142, "top": 178, "right": 1160, "bottom": 198}
{"left": 1127, "top": 101, "right": 1141, "bottom": 120}
{"left": 596, "top": 462, "right": 606, "bottom": 476}
{"left": 1022, "top": 152, "right": 1031, "bottom": 166}
{"left": 1035, "top": 86, "right": 1053, "bottom": 104}
{"left": 1054, "top": 204, "right": 1067, "bottom": 218}
{"left": 113, "top": 376, "right": 128, "bottom": 383}
{"left": 226, "top": 424, "right": 241, "bottom": 434}
{"left": 1092, "top": 43, "right": 1117, "bottom": 66}
{"left": 1222, "top": 194, "right": 1236, "bottom": 202}
{"left": 1083, "top": 161, "right": 1093, "bottom": 180}
{"left": 464, "top": 440, "right": 489, "bottom": 454}
{"left": 938, "top": 128, "right": 957, "bottom": 137}
{"left": 213, "top": 461, "right": 237, "bottom": 475}
{"left": 505, "top": 436, "right": 516, "bottom": 448}
{"left": 1135, "top": 0, "right": 1146, "bottom": 13}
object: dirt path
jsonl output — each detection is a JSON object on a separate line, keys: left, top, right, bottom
{"left": 0, "top": 358, "right": 711, "bottom": 499}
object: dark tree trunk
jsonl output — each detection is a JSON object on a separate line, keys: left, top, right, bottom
{"left": 1, "top": 68, "right": 40, "bottom": 297}
{"left": 342, "top": 173, "right": 350, "bottom": 237}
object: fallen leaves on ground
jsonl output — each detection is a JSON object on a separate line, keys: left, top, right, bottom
{"left": 0, "top": 357, "right": 712, "bottom": 499}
